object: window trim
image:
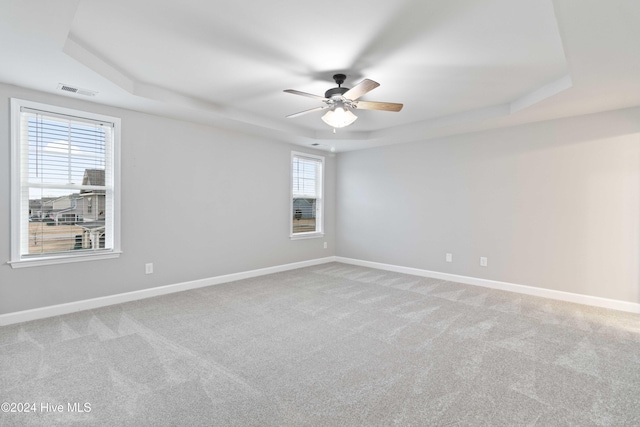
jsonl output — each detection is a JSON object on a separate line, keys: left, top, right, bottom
{"left": 290, "top": 151, "right": 324, "bottom": 240}
{"left": 9, "top": 98, "right": 122, "bottom": 268}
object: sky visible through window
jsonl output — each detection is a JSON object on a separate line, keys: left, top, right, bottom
{"left": 27, "top": 117, "right": 106, "bottom": 199}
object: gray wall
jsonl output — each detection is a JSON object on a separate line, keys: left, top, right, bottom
{"left": 336, "top": 108, "right": 640, "bottom": 303}
{"left": 0, "top": 83, "right": 335, "bottom": 314}
{"left": 3, "top": 80, "right": 639, "bottom": 315}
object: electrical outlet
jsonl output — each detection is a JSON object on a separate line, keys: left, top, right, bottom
{"left": 480, "top": 257, "right": 488, "bottom": 267}
{"left": 446, "top": 253, "right": 452, "bottom": 262}
{"left": 324, "top": 242, "right": 327, "bottom": 249}
{"left": 145, "top": 263, "right": 153, "bottom": 274}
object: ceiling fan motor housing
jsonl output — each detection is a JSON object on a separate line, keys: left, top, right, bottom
{"left": 325, "top": 73, "right": 349, "bottom": 99}
{"left": 325, "top": 87, "right": 349, "bottom": 99}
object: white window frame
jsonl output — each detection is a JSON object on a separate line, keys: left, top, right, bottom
{"left": 9, "top": 98, "right": 122, "bottom": 268}
{"left": 290, "top": 151, "right": 324, "bottom": 240}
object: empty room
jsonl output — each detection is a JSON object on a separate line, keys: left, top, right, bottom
{"left": 1, "top": 0, "right": 640, "bottom": 425}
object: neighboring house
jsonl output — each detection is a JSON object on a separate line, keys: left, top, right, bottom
{"left": 293, "top": 198, "right": 316, "bottom": 219}
{"left": 56, "top": 169, "right": 106, "bottom": 224}
{"left": 45, "top": 194, "right": 83, "bottom": 225}
{"left": 29, "top": 169, "right": 106, "bottom": 228}
{"left": 80, "top": 169, "right": 106, "bottom": 222}
{"left": 28, "top": 197, "right": 55, "bottom": 221}
{"left": 78, "top": 169, "right": 106, "bottom": 249}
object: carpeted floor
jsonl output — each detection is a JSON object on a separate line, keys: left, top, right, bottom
{"left": 1, "top": 262, "right": 640, "bottom": 426}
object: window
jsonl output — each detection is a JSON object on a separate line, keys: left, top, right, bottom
{"left": 10, "top": 98, "right": 121, "bottom": 267}
{"left": 291, "top": 151, "right": 324, "bottom": 238}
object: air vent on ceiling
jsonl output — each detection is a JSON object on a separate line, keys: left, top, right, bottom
{"left": 57, "top": 83, "right": 97, "bottom": 97}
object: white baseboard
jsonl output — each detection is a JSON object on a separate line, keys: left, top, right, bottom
{"left": 335, "top": 257, "right": 640, "bottom": 314}
{"left": 0, "top": 257, "right": 337, "bottom": 326}
{"left": 3, "top": 255, "right": 637, "bottom": 326}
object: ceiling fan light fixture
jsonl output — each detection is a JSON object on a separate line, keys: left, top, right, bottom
{"left": 321, "top": 106, "right": 357, "bottom": 128}
{"left": 285, "top": 75, "right": 402, "bottom": 127}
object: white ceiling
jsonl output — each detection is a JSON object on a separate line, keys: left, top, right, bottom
{"left": 1, "top": 0, "right": 639, "bottom": 152}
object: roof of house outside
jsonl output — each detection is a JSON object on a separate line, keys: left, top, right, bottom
{"left": 81, "top": 169, "right": 105, "bottom": 194}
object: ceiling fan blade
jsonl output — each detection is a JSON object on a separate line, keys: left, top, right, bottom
{"left": 283, "top": 89, "right": 328, "bottom": 101}
{"left": 354, "top": 100, "right": 403, "bottom": 112}
{"left": 343, "top": 79, "right": 380, "bottom": 100}
{"left": 286, "top": 106, "right": 327, "bottom": 118}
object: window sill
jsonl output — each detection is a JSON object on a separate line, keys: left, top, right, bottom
{"left": 8, "top": 251, "right": 122, "bottom": 269}
{"left": 290, "top": 232, "right": 324, "bottom": 240}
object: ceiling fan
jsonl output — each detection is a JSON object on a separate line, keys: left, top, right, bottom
{"left": 284, "top": 74, "right": 403, "bottom": 129}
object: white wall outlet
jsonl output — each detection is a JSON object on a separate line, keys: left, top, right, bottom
{"left": 145, "top": 263, "right": 154, "bottom": 274}
{"left": 324, "top": 241, "right": 327, "bottom": 249}
{"left": 446, "top": 253, "right": 453, "bottom": 262}
{"left": 480, "top": 257, "right": 488, "bottom": 267}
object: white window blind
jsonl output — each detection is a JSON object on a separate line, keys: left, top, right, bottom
{"left": 291, "top": 152, "right": 324, "bottom": 237}
{"left": 10, "top": 99, "right": 121, "bottom": 266}
{"left": 292, "top": 155, "right": 320, "bottom": 197}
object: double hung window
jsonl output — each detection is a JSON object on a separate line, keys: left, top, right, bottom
{"left": 10, "top": 99, "right": 121, "bottom": 267}
{"left": 291, "top": 152, "right": 324, "bottom": 238}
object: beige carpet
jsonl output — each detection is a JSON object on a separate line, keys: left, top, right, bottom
{"left": 2, "top": 262, "right": 640, "bottom": 426}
